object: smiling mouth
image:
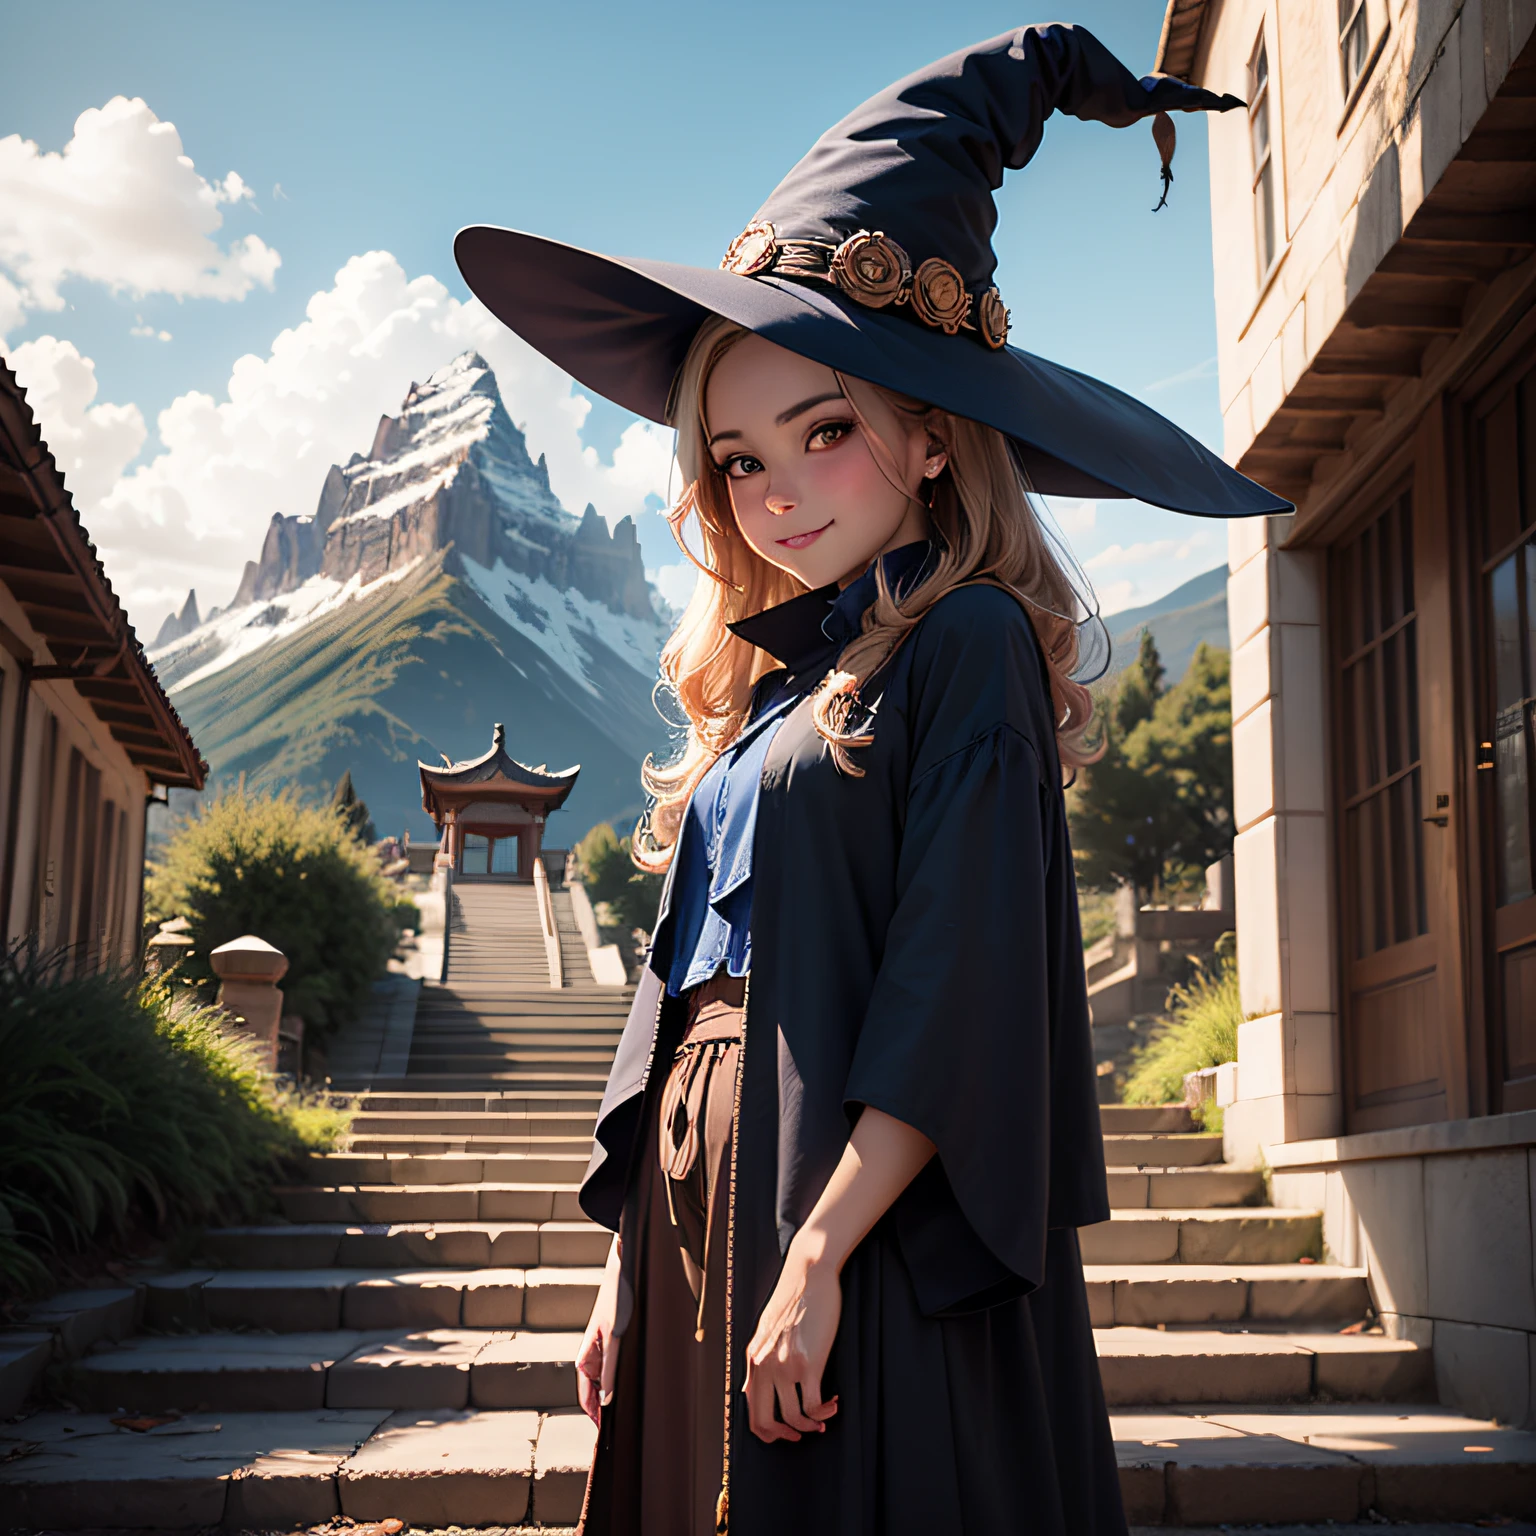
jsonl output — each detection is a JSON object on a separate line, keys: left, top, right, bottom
{"left": 776, "top": 520, "right": 832, "bottom": 550}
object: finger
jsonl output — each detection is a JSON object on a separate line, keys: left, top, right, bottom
{"left": 745, "top": 1362, "right": 797, "bottom": 1443}
{"left": 599, "top": 1328, "right": 620, "bottom": 1404}
{"left": 777, "top": 1372, "right": 821, "bottom": 1434}
{"left": 576, "top": 1364, "right": 600, "bottom": 1425}
{"left": 797, "top": 1371, "right": 829, "bottom": 1432}
{"left": 810, "top": 1394, "right": 839, "bottom": 1421}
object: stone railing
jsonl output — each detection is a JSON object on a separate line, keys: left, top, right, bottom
{"left": 209, "top": 934, "right": 289, "bottom": 1071}
{"left": 532, "top": 858, "right": 563, "bottom": 989}
{"left": 567, "top": 880, "right": 628, "bottom": 986}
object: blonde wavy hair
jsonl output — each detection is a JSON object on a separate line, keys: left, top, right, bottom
{"left": 634, "top": 315, "right": 1097, "bottom": 872}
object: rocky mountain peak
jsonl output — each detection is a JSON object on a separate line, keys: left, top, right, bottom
{"left": 169, "top": 352, "right": 665, "bottom": 668}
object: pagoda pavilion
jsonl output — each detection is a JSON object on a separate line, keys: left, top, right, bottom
{"left": 418, "top": 724, "right": 578, "bottom": 880}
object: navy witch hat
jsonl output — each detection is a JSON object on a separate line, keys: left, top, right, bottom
{"left": 456, "top": 24, "right": 1290, "bottom": 518}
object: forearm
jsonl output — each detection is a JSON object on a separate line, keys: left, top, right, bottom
{"left": 789, "top": 1106, "right": 935, "bottom": 1274}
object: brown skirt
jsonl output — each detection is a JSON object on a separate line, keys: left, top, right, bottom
{"left": 580, "top": 973, "right": 743, "bottom": 1536}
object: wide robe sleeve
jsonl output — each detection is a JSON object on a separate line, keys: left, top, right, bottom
{"left": 842, "top": 584, "right": 1101, "bottom": 1316}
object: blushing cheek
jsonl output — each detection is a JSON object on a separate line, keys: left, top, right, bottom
{"left": 810, "top": 448, "right": 906, "bottom": 541}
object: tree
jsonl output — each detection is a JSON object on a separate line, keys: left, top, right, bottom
{"left": 330, "top": 771, "right": 376, "bottom": 845}
{"left": 146, "top": 787, "right": 403, "bottom": 1037}
{"left": 574, "top": 822, "right": 665, "bottom": 934}
{"left": 1067, "top": 635, "right": 1233, "bottom": 898}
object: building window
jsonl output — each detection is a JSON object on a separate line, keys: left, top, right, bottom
{"left": 1249, "top": 32, "right": 1278, "bottom": 278}
{"left": 1338, "top": 0, "right": 1371, "bottom": 100}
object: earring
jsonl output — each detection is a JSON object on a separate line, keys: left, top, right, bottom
{"left": 924, "top": 455, "right": 946, "bottom": 479}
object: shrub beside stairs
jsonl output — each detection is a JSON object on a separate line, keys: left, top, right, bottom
{"left": 3, "top": 891, "right": 1534, "bottom": 1526}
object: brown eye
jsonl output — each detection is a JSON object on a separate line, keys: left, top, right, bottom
{"left": 725, "top": 454, "right": 763, "bottom": 479}
{"left": 808, "top": 420, "right": 854, "bottom": 450}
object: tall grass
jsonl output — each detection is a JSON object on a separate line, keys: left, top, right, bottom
{"left": 0, "top": 947, "right": 350, "bottom": 1298}
{"left": 1122, "top": 939, "right": 1241, "bottom": 1128}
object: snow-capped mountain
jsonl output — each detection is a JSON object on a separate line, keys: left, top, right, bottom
{"left": 147, "top": 354, "right": 673, "bottom": 839}
{"left": 152, "top": 352, "right": 665, "bottom": 694}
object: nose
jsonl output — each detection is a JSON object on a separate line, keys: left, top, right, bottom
{"left": 764, "top": 484, "right": 796, "bottom": 517}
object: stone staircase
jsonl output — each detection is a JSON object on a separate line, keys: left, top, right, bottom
{"left": 3, "top": 896, "right": 1532, "bottom": 1527}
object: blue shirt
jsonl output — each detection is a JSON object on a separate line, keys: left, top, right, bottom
{"left": 658, "top": 541, "right": 936, "bottom": 996}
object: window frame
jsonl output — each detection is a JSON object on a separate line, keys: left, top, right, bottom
{"left": 1248, "top": 28, "right": 1279, "bottom": 283}
{"left": 1338, "top": 0, "right": 1371, "bottom": 103}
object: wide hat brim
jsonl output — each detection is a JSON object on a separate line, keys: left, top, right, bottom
{"left": 455, "top": 224, "right": 1291, "bottom": 518}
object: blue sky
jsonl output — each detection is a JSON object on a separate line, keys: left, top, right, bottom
{"left": 3, "top": 0, "right": 1229, "bottom": 630}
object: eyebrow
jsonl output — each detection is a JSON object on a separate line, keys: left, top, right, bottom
{"left": 706, "top": 390, "right": 847, "bottom": 449}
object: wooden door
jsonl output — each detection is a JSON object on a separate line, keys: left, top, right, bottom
{"left": 1473, "top": 357, "right": 1536, "bottom": 1111}
{"left": 1332, "top": 487, "right": 1455, "bottom": 1130}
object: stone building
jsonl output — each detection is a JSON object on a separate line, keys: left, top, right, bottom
{"left": 0, "top": 361, "right": 205, "bottom": 968}
{"left": 1159, "top": 0, "right": 1536, "bottom": 1421}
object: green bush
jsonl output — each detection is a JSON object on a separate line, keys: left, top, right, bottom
{"left": 574, "top": 822, "right": 664, "bottom": 934}
{"left": 0, "top": 949, "right": 350, "bottom": 1297}
{"left": 1123, "top": 937, "right": 1241, "bottom": 1128}
{"left": 147, "top": 786, "right": 402, "bottom": 1038}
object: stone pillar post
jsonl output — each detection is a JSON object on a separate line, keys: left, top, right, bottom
{"left": 209, "top": 935, "right": 289, "bottom": 1071}
{"left": 1224, "top": 515, "right": 1342, "bottom": 1166}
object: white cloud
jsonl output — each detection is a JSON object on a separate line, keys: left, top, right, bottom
{"left": 8, "top": 336, "right": 146, "bottom": 507}
{"left": 1094, "top": 579, "right": 1138, "bottom": 615}
{"left": 1085, "top": 537, "right": 1206, "bottom": 571}
{"left": 0, "top": 96, "right": 279, "bottom": 330}
{"left": 74, "top": 250, "right": 673, "bottom": 624}
{"left": 130, "top": 318, "right": 173, "bottom": 341}
{"left": 650, "top": 561, "right": 698, "bottom": 617}
{"left": 1145, "top": 355, "right": 1218, "bottom": 393}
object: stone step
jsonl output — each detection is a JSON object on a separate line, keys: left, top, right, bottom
{"left": 1080, "top": 1208, "right": 1322, "bottom": 1265}
{"left": 360, "top": 1072, "right": 612, "bottom": 1093}
{"left": 349, "top": 1117, "right": 598, "bottom": 1140}
{"left": 57, "top": 1323, "right": 1428, "bottom": 1419}
{"left": 405, "top": 1046, "right": 620, "bottom": 1065}
{"left": 342, "top": 1135, "right": 595, "bottom": 1156}
{"left": 1099, "top": 1104, "right": 1197, "bottom": 1133}
{"left": 0, "top": 1407, "right": 590, "bottom": 1529}
{"left": 305, "top": 1152, "right": 589, "bottom": 1187}
{"left": 7, "top": 1405, "right": 1530, "bottom": 1529}
{"left": 1096, "top": 1329, "right": 1433, "bottom": 1407}
{"left": 1085, "top": 1265, "right": 1370, "bottom": 1326}
{"left": 138, "top": 1266, "right": 604, "bottom": 1333}
{"left": 300, "top": 1153, "right": 1264, "bottom": 1208}
{"left": 1108, "top": 1165, "right": 1265, "bottom": 1208}
{"left": 1113, "top": 1405, "right": 1536, "bottom": 1526}
{"left": 201, "top": 1220, "right": 610, "bottom": 1270}
{"left": 276, "top": 1183, "right": 590, "bottom": 1225}
{"left": 265, "top": 1188, "right": 1315, "bottom": 1267}
{"left": 58, "top": 1328, "right": 588, "bottom": 1415}
{"left": 356, "top": 1092, "right": 606, "bottom": 1113}
{"left": 1103, "top": 1133, "right": 1225, "bottom": 1167}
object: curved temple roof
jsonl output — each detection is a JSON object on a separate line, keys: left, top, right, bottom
{"left": 419, "top": 722, "right": 579, "bottom": 823}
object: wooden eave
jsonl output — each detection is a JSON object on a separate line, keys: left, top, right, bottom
{"left": 1155, "top": 0, "right": 1211, "bottom": 81}
{"left": 0, "top": 362, "right": 207, "bottom": 789}
{"left": 1240, "top": 46, "right": 1536, "bottom": 521}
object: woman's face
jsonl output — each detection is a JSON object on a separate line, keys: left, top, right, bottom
{"left": 703, "top": 334, "right": 939, "bottom": 590}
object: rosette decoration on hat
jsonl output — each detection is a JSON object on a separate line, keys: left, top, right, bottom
{"left": 456, "top": 23, "right": 1291, "bottom": 518}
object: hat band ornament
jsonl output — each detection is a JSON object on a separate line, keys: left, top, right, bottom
{"left": 720, "top": 222, "right": 1011, "bottom": 351}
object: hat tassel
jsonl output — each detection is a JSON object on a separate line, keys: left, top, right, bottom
{"left": 1152, "top": 111, "right": 1176, "bottom": 212}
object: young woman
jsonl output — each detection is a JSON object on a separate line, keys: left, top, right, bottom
{"left": 455, "top": 23, "right": 1282, "bottom": 1535}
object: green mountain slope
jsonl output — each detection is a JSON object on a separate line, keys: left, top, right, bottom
{"left": 1103, "top": 565, "right": 1229, "bottom": 680}
{"left": 163, "top": 553, "right": 668, "bottom": 846}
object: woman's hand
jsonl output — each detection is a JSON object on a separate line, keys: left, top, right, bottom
{"left": 743, "top": 1243, "right": 841, "bottom": 1443}
{"left": 741, "top": 1105, "right": 936, "bottom": 1445}
{"left": 576, "top": 1236, "right": 622, "bottom": 1425}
